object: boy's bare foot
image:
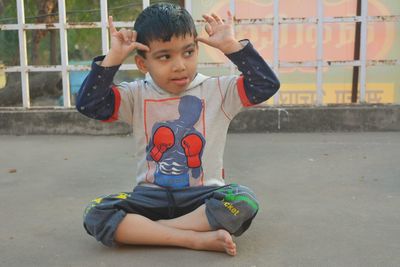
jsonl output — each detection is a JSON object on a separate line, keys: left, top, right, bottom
{"left": 191, "top": 229, "right": 237, "bottom": 256}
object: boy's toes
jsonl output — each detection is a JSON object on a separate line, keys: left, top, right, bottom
{"left": 224, "top": 235, "right": 235, "bottom": 248}
{"left": 225, "top": 240, "right": 235, "bottom": 250}
{"left": 216, "top": 229, "right": 237, "bottom": 256}
{"left": 226, "top": 246, "right": 237, "bottom": 256}
{"left": 223, "top": 234, "right": 236, "bottom": 255}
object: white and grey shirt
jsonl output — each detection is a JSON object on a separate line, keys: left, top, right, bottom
{"left": 76, "top": 40, "right": 280, "bottom": 189}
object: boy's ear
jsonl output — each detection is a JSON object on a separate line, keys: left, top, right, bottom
{"left": 135, "top": 55, "right": 148, "bottom": 74}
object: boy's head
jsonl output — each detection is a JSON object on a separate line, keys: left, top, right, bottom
{"left": 134, "top": 3, "right": 197, "bottom": 58}
{"left": 133, "top": 3, "right": 200, "bottom": 95}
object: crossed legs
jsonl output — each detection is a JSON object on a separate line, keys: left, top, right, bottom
{"left": 114, "top": 204, "right": 237, "bottom": 256}
{"left": 85, "top": 185, "right": 259, "bottom": 255}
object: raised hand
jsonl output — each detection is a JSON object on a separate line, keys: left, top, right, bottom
{"left": 196, "top": 11, "right": 242, "bottom": 54}
{"left": 102, "top": 16, "right": 149, "bottom": 66}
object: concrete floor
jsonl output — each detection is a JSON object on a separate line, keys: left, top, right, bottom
{"left": 0, "top": 133, "right": 399, "bottom": 267}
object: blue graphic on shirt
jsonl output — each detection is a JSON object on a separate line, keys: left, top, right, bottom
{"left": 146, "top": 95, "right": 205, "bottom": 188}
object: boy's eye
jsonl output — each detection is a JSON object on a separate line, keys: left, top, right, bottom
{"left": 158, "top": 55, "right": 170, "bottom": 60}
{"left": 184, "top": 50, "right": 194, "bottom": 57}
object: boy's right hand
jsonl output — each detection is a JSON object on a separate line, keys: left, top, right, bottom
{"left": 101, "top": 16, "right": 150, "bottom": 67}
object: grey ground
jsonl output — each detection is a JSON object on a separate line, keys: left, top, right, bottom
{"left": 0, "top": 133, "right": 399, "bottom": 267}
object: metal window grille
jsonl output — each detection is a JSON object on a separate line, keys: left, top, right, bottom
{"left": 1, "top": 0, "right": 399, "bottom": 108}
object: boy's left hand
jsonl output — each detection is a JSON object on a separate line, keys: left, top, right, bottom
{"left": 197, "top": 11, "right": 243, "bottom": 54}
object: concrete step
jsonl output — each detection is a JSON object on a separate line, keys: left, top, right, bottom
{"left": 1, "top": 105, "right": 399, "bottom": 135}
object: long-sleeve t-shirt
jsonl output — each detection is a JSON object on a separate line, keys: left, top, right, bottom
{"left": 76, "top": 40, "right": 280, "bottom": 189}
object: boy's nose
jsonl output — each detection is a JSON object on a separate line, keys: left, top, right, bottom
{"left": 172, "top": 58, "right": 186, "bottom": 72}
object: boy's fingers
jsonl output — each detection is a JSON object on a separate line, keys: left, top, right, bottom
{"left": 202, "top": 14, "right": 217, "bottom": 26}
{"left": 195, "top": 36, "right": 212, "bottom": 47}
{"left": 108, "top": 16, "right": 117, "bottom": 34}
{"left": 127, "top": 42, "right": 149, "bottom": 52}
{"left": 114, "top": 31, "right": 124, "bottom": 41}
{"left": 129, "top": 31, "right": 149, "bottom": 51}
{"left": 134, "top": 42, "right": 150, "bottom": 52}
{"left": 227, "top": 10, "right": 233, "bottom": 25}
{"left": 119, "top": 28, "right": 129, "bottom": 42}
{"left": 211, "top": 13, "right": 223, "bottom": 24}
{"left": 131, "top": 31, "right": 138, "bottom": 42}
{"left": 204, "top": 24, "right": 213, "bottom": 36}
{"left": 125, "top": 29, "right": 133, "bottom": 43}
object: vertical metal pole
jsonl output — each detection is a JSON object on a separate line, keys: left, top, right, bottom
{"left": 184, "top": 0, "right": 192, "bottom": 14}
{"left": 229, "top": 0, "right": 235, "bottom": 14}
{"left": 16, "top": 0, "right": 30, "bottom": 108}
{"left": 229, "top": 0, "right": 236, "bottom": 75}
{"left": 359, "top": 0, "right": 368, "bottom": 103}
{"left": 143, "top": 0, "right": 150, "bottom": 9}
{"left": 273, "top": 0, "right": 280, "bottom": 105}
{"left": 58, "top": 0, "right": 71, "bottom": 107}
{"left": 316, "top": 0, "right": 324, "bottom": 105}
{"left": 351, "top": 0, "right": 361, "bottom": 103}
{"left": 100, "top": 0, "right": 109, "bottom": 55}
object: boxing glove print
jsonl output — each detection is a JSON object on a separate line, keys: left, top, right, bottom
{"left": 150, "top": 126, "right": 175, "bottom": 162}
{"left": 181, "top": 134, "right": 204, "bottom": 168}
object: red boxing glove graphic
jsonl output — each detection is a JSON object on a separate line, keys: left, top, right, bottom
{"left": 150, "top": 126, "right": 175, "bottom": 162}
{"left": 181, "top": 134, "right": 203, "bottom": 168}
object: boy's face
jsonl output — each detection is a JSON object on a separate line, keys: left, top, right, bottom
{"left": 135, "top": 35, "right": 198, "bottom": 95}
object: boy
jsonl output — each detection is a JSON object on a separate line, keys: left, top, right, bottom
{"left": 77, "top": 3, "right": 279, "bottom": 256}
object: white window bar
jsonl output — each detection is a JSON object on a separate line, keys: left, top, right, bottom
{"left": 16, "top": 0, "right": 29, "bottom": 108}
{"left": 273, "top": 0, "right": 280, "bottom": 105}
{"left": 229, "top": 0, "right": 236, "bottom": 76}
{"left": 316, "top": 0, "right": 324, "bottom": 105}
{"left": 4, "top": 59, "right": 399, "bottom": 74}
{"left": 58, "top": 0, "right": 70, "bottom": 107}
{"left": 359, "top": 0, "right": 368, "bottom": 103}
{"left": 229, "top": 0, "right": 235, "bottom": 15}
{"left": 184, "top": 0, "right": 192, "bottom": 14}
{"left": 2, "top": 15, "right": 399, "bottom": 31}
{"left": 143, "top": 0, "right": 150, "bottom": 9}
{"left": 100, "top": 0, "right": 109, "bottom": 55}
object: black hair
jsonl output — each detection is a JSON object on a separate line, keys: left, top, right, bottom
{"left": 134, "top": 3, "right": 197, "bottom": 57}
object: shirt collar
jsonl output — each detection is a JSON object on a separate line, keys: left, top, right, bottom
{"left": 144, "top": 73, "right": 210, "bottom": 94}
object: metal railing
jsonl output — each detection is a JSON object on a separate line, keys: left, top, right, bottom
{"left": 1, "top": 0, "right": 399, "bottom": 108}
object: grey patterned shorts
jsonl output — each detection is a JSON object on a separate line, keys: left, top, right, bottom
{"left": 83, "top": 183, "right": 259, "bottom": 247}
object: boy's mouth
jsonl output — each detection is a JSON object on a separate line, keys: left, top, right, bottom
{"left": 171, "top": 77, "right": 189, "bottom": 86}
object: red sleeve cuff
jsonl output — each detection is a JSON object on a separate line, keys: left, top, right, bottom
{"left": 237, "top": 76, "right": 253, "bottom": 107}
{"left": 102, "top": 86, "right": 121, "bottom": 122}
